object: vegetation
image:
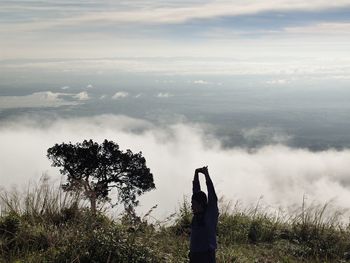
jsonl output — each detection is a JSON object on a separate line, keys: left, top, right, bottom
{"left": 47, "top": 139, "right": 155, "bottom": 213}
{"left": 1, "top": 177, "right": 350, "bottom": 262}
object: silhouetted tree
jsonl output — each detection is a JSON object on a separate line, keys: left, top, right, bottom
{"left": 47, "top": 139, "right": 155, "bottom": 213}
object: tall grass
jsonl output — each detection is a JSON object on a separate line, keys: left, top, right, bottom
{"left": 216, "top": 196, "right": 350, "bottom": 262}
{"left": 0, "top": 175, "right": 84, "bottom": 216}
{"left": 1, "top": 178, "right": 350, "bottom": 262}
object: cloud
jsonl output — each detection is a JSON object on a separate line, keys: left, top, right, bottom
{"left": 330, "top": 75, "right": 350, "bottom": 80}
{"left": 73, "top": 91, "right": 90, "bottom": 101}
{"left": 193, "top": 80, "right": 209, "bottom": 85}
{"left": 1, "top": 114, "right": 350, "bottom": 220}
{"left": 3, "top": 1, "right": 350, "bottom": 30}
{"left": 156, "top": 92, "right": 172, "bottom": 98}
{"left": 0, "top": 91, "right": 79, "bottom": 109}
{"left": 61, "top": 86, "right": 70, "bottom": 90}
{"left": 155, "top": 79, "right": 175, "bottom": 84}
{"left": 86, "top": 84, "right": 94, "bottom": 89}
{"left": 285, "top": 22, "right": 350, "bottom": 35}
{"left": 191, "top": 79, "right": 223, "bottom": 86}
{"left": 112, "top": 91, "right": 129, "bottom": 100}
{"left": 5, "top": 57, "right": 350, "bottom": 76}
{"left": 2, "top": 1, "right": 350, "bottom": 63}
{"left": 242, "top": 127, "right": 293, "bottom": 145}
{"left": 0, "top": 91, "right": 93, "bottom": 109}
{"left": 266, "top": 79, "right": 289, "bottom": 85}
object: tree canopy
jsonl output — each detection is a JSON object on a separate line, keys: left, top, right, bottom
{"left": 47, "top": 139, "right": 155, "bottom": 212}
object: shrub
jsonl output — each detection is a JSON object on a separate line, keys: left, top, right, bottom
{"left": 171, "top": 198, "right": 192, "bottom": 236}
{"left": 0, "top": 212, "right": 21, "bottom": 239}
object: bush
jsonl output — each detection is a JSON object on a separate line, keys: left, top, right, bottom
{"left": 0, "top": 212, "right": 21, "bottom": 238}
{"left": 44, "top": 221, "right": 162, "bottom": 263}
{"left": 171, "top": 198, "right": 192, "bottom": 236}
{"left": 218, "top": 212, "right": 251, "bottom": 244}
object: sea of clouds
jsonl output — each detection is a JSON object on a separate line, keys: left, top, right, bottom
{"left": 1, "top": 114, "right": 350, "bottom": 220}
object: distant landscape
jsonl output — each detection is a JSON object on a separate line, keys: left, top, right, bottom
{"left": 1, "top": 0, "right": 350, "bottom": 261}
{"left": 1, "top": 67, "right": 350, "bottom": 150}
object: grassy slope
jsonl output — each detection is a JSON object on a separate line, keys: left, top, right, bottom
{"left": 1, "top": 179, "right": 350, "bottom": 263}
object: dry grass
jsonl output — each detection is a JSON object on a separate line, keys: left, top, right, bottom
{"left": 1, "top": 178, "right": 350, "bottom": 262}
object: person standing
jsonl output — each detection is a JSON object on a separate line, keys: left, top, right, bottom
{"left": 189, "top": 166, "right": 219, "bottom": 263}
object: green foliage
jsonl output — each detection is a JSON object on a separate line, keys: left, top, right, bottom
{"left": 1, "top": 180, "right": 350, "bottom": 262}
{"left": 40, "top": 212, "right": 163, "bottom": 263}
{"left": 248, "top": 216, "right": 278, "bottom": 243}
{"left": 171, "top": 197, "right": 192, "bottom": 236}
{"left": 286, "top": 201, "right": 350, "bottom": 260}
{"left": 218, "top": 212, "right": 251, "bottom": 244}
{"left": 0, "top": 212, "right": 21, "bottom": 238}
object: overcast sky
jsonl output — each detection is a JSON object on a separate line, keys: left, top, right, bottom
{"left": 1, "top": 0, "right": 350, "bottom": 73}
{"left": 1, "top": 1, "right": 350, "bottom": 218}
{"left": 1, "top": 1, "right": 350, "bottom": 94}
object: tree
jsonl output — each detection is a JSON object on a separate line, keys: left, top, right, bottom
{"left": 47, "top": 139, "right": 155, "bottom": 213}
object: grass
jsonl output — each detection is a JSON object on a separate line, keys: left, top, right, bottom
{"left": 1, "top": 178, "right": 350, "bottom": 262}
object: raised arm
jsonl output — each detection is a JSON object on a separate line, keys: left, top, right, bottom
{"left": 192, "top": 169, "right": 201, "bottom": 194}
{"left": 202, "top": 167, "right": 218, "bottom": 205}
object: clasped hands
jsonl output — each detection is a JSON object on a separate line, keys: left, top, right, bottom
{"left": 195, "top": 166, "right": 209, "bottom": 176}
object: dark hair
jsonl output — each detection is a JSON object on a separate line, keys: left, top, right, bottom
{"left": 192, "top": 191, "right": 208, "bottom": 211}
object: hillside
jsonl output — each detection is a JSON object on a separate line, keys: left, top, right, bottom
{"left": 1, "top": 179, "right": 349, "bottom": 263}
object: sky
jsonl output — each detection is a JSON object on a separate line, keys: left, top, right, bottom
{"left": 1, "top": 0, "right": 350, "bottom": 220}
{"left": 1, "top": 0, "right": 350, "bottom": 82}
{"left": 1, "top": 1, "right": 350, "bottom": 64}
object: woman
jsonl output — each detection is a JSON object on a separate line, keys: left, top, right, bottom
{"left": 189, "top": 166, "right": 219, "bottom": 263}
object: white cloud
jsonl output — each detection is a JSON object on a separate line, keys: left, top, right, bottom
{"left": 0, "top": 91, "right": 93, "bottom": 109}
{"left": 285, "top": 22, "right": 350, "bottom": 35}
{"left": 100, "top": 94, "right": 107, "bottom": 100}
{"left": 155, "top": 79, "right": 175, "bottom": 84}
{"left": 191, "top": 79, "right": 223, "bottom": 86}
{"left": 266, "top": 79, "right": 289, "bottom": 85}
{"left": 0, "top": 91, "right": 79, "bottom": 109}
{"left": 156, "top": 92, "right": 172, "bottom": 98}
{"left": 1, "top": 2, "right": 350, "bottom": 62}
{"left": 86, "top": 84, "right": 94, "bottom": 89}
{"left": 73, "top": 91, "right": 89, "bottom": 101}
{"left": 330, "top": 75, "right": 350, "bottom": 80}
{"left": 112, "top": 91, "right": 129, "bottom": 100}
{"left": 1, "top": 115, "right": 350, "bottom": 219}
{"left": 193, "top": 80, "right": 209, "bottom": 85}
{"left": 135, "top": 93, "right": 142, "bottom": 98}
{"left": 4, "top": 56, "right": 350, "bottom": 76}
{"left": 61, "top": 86, "right": 70, "bottom": 90}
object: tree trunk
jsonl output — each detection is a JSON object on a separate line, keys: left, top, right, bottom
{"left": 90, "top": 196, "right": 97, "bottom": 214}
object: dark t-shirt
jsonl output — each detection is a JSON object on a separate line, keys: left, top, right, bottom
{"left": 190, "top": 177, "right": 219, "bottom": 252}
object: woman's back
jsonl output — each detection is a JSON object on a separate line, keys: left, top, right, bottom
{"left": 190, "top": 167, "right": 219, "bottom": 263}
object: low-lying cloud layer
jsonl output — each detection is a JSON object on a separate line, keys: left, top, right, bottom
{"left": 0, "top": 91, "right": 80, "bottom": 109}
{"left": 3, "top": 56, "right": 350, "bottom": 77}
{"left": 1, "top": 114, "right": 350, "bottom": 219}
{"left": 0, "top": 91, "right": 90, "bottom": 109}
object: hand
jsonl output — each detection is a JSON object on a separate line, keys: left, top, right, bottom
{"left": 195, "top": 166, "right": 208, "bottom": 175}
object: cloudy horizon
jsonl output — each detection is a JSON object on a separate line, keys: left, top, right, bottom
{"left": 1, "top": 0, "right": 350, "bottom": 219}
{"left": 1, "top": 114, "right": 350, "bottom": 220}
